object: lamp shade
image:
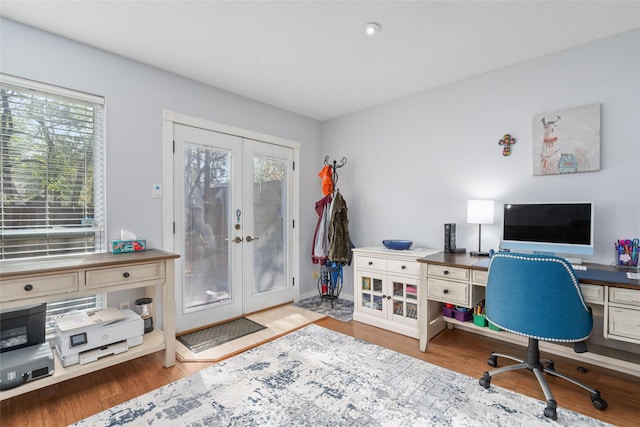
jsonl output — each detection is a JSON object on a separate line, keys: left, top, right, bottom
{"left": 467, "top": 200, "right": 495, "bottom": 224}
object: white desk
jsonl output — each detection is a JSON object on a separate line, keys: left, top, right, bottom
{"left": 0, "top": 249, "right": 179, "bottom": 400}
{"left": 418, "top": 253, "right": 640, "bottom": 377}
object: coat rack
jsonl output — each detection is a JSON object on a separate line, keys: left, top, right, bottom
{"left": 316, "top": 155, "right": 348, "bottom": 307}
{"left": 324, "top": 155, "right": 347, "bottom": 194}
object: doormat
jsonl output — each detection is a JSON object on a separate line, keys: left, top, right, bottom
{"left": 177, "top": 318, "right": 266, "bottom": 353}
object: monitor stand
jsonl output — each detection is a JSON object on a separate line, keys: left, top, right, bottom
{"left": 533, "top": 251, "right": 582, "bottom": 265}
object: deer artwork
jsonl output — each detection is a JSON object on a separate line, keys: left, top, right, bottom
{"left": 540, "top": 115, "right": 561, "bottom": 174}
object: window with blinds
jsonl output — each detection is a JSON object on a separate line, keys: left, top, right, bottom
{"left": 0, "top": 74, "right": 105, "bottom": 259}
{"left": 1, "top": 75, "right": 107, "bottom": 326}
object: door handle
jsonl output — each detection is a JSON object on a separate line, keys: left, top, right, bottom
{"left": 246, "top": 236, "right": 259, "bottom": 242}
{"left": 233, "top": 237, "right": 242, "bottom": 244}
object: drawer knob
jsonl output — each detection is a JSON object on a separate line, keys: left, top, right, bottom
{"left": 443, "top": 289, "right": 449, "bottom": 294}
{"left": 123, "top": 272, "right": 130, "bottom": 278}
{"left": 443, "top": 270, "right": 450, "bottom": 275}
{"left": 401, "top": 265, "right": 406, "bottom": 270}
{"left": 24, "top": 284, "right": 33, "bottom": 292}
{"left": 368, "top": 261, "right": 373, "bottom": 266}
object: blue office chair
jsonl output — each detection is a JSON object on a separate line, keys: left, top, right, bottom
{"left": 478, "top": 252, "right": 607, "bottom": 420}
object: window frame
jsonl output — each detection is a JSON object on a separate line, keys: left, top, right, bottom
{"left": 0, "top": 73, "right": 107, "bottom": 259}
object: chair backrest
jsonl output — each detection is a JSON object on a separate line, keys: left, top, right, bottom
{"left": 485, "top": 252, "right": 592, "bottom": 343}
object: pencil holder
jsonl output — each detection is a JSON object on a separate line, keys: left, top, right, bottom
{"left": 488, "top": 322, "right": 501, "bottom": 331}
{"left": 473, "top": 314, "right": 488, "bottom": 327}
{"left": 615, "top": 239, "right": 639, "bottom": 270}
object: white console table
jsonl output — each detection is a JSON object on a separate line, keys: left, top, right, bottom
{"left": 0, "top": 249, "right": 179, "bottom": 400}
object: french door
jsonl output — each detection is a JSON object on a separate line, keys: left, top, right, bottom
{"left": 172, "top": 123, "right": 295, "bottom": 333}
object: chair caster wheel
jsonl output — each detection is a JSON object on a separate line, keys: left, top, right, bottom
{"left": 591, "top": 391, "right": 608, "bottom": 410}
{"left": 543, "top": 407, "right": 557, "bottom": 420}
{"left": 543, "top": 360, "right": 554, "bottom": 370}
{"left": 544, "top": 399, "right": 558, "bottom": 420}
{"left": 479, "top": 372, "right": 491, "bottom": 389}
{"left": 487, "top": 355, "right": 497, "bottom": 367}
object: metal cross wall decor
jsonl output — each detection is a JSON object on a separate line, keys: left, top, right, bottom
{"left": 499, "top": 134, "right": 516, "bottom": 156}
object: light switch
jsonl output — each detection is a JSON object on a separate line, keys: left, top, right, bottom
{"left": 152, "top": 184, "right": 162, "bottom": 198}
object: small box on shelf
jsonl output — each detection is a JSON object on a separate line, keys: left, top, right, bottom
{"left": 454, "top": 309, "right": 472, "bottom": 322}
{"left": 442, "top": 305, "right": 455, "bottom": 318}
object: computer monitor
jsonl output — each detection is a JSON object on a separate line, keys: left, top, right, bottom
{"left": 501, "top": 202, "right": 594, "bottom": 258}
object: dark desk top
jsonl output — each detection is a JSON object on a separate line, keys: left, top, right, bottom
{"left": 417, "top": 252, "right": 640, "bottom": 290}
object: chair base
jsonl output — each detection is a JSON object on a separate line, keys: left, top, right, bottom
{"left": 478, "top": 337, "right": 608, "bottom": 420}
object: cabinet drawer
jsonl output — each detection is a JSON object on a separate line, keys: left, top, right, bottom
{"left": 608, "top": 307, "right": 640, "bottom": 340}
{"left": 85, "top": 262, "right": 164, "bottom": 289}
{"left": 609, "top": 287, "right": 640, "bottom": 307}
{"left": 581, "top": 284, "right": 604, "bottom": 304}
{"left": 1, "top": 273, "right": 79, "bottom": 302}
{"left": 472, "top": 270, "right": 488, "bottom": 285}
{"left": 427, "top": 264, "right": 469, "bottom": 281}
{"left": 388, "top": 259, "right": 420, "bottom": 276}
{"left": 427, "top": 278, "right": 469, "bottom": 306}
{"left": 356, "top": 256, "right": 387, "bottom": 271}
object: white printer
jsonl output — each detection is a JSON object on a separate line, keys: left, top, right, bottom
{"left": 54, "top": 307, "right": 143, "bottom": 367}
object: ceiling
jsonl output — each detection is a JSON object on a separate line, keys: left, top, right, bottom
{"left": 2, "top": 1, "right": 640, "bottom": 121}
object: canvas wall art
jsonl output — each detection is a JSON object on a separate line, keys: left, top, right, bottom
{"left": 532, "top": 103, "right": 601, "bottom": 175}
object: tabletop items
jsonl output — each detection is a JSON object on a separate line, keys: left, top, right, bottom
{"left": 615, "top": 238, "right": 639, "bottom": 269}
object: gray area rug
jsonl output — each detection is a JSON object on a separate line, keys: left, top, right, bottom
{"left": 176, "top": 318, "right": 266, "bottom": 353}
{"left": 294, "top": 295, "right": 354, "bottom": 321}
{"left": 74, "top": 324, "right": 609, "bottom": 427}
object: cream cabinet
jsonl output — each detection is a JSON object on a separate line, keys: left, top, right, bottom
{"left": 606, "top": 287, "right": 640, "bottom": 344}
{"left": 0, "top": 249, "right": 179, "bottom": 400}
{"left": 353, "top": 247, "right": 440, "bottom": 338}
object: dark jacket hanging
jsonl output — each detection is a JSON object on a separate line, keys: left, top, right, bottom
{"left": 328, "top": 191, "right": 350, "bottom": 263}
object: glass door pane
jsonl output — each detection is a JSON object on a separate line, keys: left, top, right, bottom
{"left": 251, "top": 155, "right": 286, "bottom": 294}
{"left": 183, "top": 143, "right": 231, "bottom": 310}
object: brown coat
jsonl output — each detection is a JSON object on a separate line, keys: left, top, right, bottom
{"left": 328, "top": 192, "right": 350, "bottom": 263}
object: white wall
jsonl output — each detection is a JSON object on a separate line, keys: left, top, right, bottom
{"left": 0, "top": 18, "right": 323, "bottom": 298}
{"left": 322, "top": 29, "right": 640, "bottom": 297}
{"left": 3, "top": 19, "right": 639, "bottom": 303}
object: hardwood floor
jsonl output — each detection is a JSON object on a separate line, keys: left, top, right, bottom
{"left": 2, "top": 318, "right": 639, "bottom": 426}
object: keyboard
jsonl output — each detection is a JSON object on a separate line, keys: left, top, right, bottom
{"left": 571, "top": 264, "right": 587, "bottom": 271}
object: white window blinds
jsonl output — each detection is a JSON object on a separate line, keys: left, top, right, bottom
{"left": 0, "top": 75, "right": 105, "bottom": 259}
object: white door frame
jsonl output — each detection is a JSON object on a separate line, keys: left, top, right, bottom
{"left": 161, "top": 110, "right": 301, "bottom": 323}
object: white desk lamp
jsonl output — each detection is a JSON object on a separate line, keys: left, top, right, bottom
{"left": 467, "top": 200, "right": 494, "bottom": 257}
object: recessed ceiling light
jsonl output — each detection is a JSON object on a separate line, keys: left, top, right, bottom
{"left": 362, "top": 22, "right": 381, "bottom": 36}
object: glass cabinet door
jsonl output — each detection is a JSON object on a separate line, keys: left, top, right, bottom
{"left": 358, "top": 271, "right": 386, "bottom": 318}
{"left": 390, "top": 276, "right": 419, "bottom": 325}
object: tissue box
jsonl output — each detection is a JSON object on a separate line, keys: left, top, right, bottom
{"left": 110, "top": 239, "right": 146, "bottom": 254}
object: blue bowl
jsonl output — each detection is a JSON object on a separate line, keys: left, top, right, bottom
{"left": 382, "top": 240, "right": 413, "bottom": 250}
